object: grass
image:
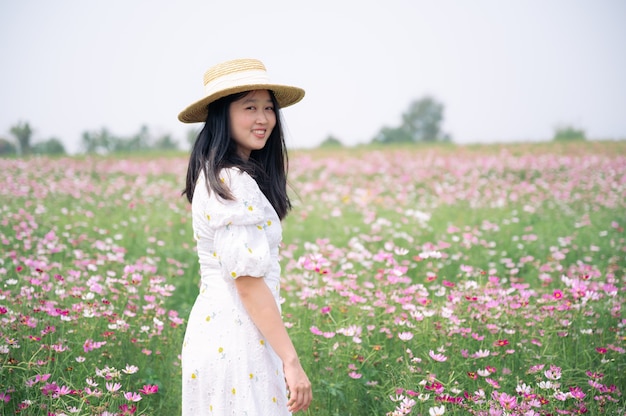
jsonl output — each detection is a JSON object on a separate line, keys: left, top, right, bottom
{"left": 0, "top": 140, "right": 624, "bottom": 415}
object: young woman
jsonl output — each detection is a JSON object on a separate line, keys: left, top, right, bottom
{"left": 179, "top": 59, "right": 312, "bottom": 415}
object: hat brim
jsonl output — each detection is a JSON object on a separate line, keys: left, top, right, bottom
{"left": 178, "top": 84, "right": 305, "bottom": 123}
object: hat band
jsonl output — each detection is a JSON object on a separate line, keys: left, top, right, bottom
{"left": 204, "top": 69, "right": 272, "bottom": 96}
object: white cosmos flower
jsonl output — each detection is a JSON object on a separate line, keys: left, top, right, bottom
{"left": 429, "top": 405, "right": 445, "bottom": 415}
{"left": 398, "top": 332, "right": 414, "bottom": 341}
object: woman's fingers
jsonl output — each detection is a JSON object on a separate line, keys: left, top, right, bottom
{"left": 285, "top": 363, "right": 312, "bottom": 412}
{"left": 287, "top": 385, "right": 306, "bottom": 412}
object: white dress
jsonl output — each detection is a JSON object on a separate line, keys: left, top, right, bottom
{"left": 182, "top": 167, "right": 290, "bottom": 416}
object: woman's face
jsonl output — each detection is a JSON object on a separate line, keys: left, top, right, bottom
{"left": 229, "top": 89, "right": 276, "bottom": 160}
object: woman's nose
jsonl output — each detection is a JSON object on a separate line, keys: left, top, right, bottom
{"left": 256, "top": 111, "right": 268, "bottom": 124}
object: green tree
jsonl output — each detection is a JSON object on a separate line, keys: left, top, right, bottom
{"left": 553, "top": 125, "right": 586, "bottom": 142}
{"left": 81, "top": 130, "right": 98, "bottom": 153}
{"left": 154, "top": 134, "right": 179, "bottom": 150}
{"left": 373, "top": 96, "right": 451, "bottom": 144}
{"left": 32, "top": 137, "right": 66, "bottom": 155}
{"left": 82, "top": 128, "right": 117, "bottom": 154}
{"left": 123, "top": 125, "right": 151, "bottom": 152}
{"left": 10, "top": 121, "right": 33, "bottom": 155}
{"left": 0, "top": 137, "right": 17, "bottom": 155}
{"left": 319, "top": 135, "right": 343, "bottom": 148}
{"left": 372, "top": 126, "right": 413, "bottom": 144}
{"left": 400, "top": 96, "right": 447, "bottom": 142}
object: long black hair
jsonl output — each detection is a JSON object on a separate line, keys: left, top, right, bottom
{"left": 182, "top": 90, "right": 292, "bottom": 220}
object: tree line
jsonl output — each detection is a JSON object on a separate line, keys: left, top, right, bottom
{"left": 1, "top": 96, "right": 588, "bottom": 156}
{"left": 80, "top": 125, "right": 182, "bottom": 154}
{"left": 0, "top": 122, "right": 67, "bottom": 156}
{"left": 320, "top": 96, "right": 588, "bottom": 148}
{"left": 0, "top": 122, "right": 194, "bottom": 156}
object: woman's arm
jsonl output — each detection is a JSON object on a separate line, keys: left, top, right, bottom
{"left": 235, "top": 276, "right": 312, "bottom": 413}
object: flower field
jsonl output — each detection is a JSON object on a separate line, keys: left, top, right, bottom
{"left": 1, "top": 141, "right": 625, "bottom": 415}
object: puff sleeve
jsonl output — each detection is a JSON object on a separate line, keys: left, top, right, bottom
{"left": 206, "top": 168, "right": 272, "bottom": 280}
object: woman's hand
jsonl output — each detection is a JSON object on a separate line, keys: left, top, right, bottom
{"left": 284, "top": 360, "right": 312, "bottom": 413}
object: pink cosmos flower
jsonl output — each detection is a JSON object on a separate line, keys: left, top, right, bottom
{"left": 471, "top": 349, "right": 490, "bottom": 358}
{"left": 348, "top": 371, "right": 362, "bottom": 379}
{"left": 485, "top": 378, "right": 500, "bottom": 388}
{"left": 41, "top": 382, "right": 58, "bottom": 396}
{"left": 51, "top": 343, "right": 68, "bottom": 352}
{"left": 22, "top": 372, "right": 49, "bottom": 388}
{"left": 569, "top": 386, "right": 586, "bottom": 400}
{"left": 588, "top": 380, "right": 606, "bottom": 391}
{"left": 41, "top": 325, "right": 55, "bottom": 335}
{"left": 424, "top": 382, "right": 444, "bottom": 394}
{"left": 54, "top": 385, "right": 72, "bottom": 396}
{"left": 106, "top": 382, "right": 122, "bottom": 392}
{"left": 124, "top": 391, "right": 142, "bottom": 402}
{"left": 494, "top": 339, "right": 509, "bottom": 347}
{"left": 554, "top": 391, "right": 569, "bottom": 401}
{"left": 139, "top": 384, "right": 159, "bottom": 395}
{"left": 83, "top": 338, "right": 107, "bottom": 353}
{"left": 34, "top": 373, "right": 51, "bottom": 383}
{"left": 118, "top": 404, "right": 137, "bottom": 415}
{"left": 515, "top": 383, "right": 531, "bottom": 395}
{"left": 477, "top": 368, "right": 491, "bottom": 377}
{"left": 493, "top": 391, "right": 517, "bottom": 409}
{"left": 84, "top": 387, "right": 103, "bottom": 397}
{"left": 398, "top": 332, "right": 414, "bottom": 341}
{"left": 429, "top": 350, "right": 447, "bottom": 362}
{"left": 310, "top": 326, "right": 323, "bottom": 335}
{"left": 586, "top": 371, "right": 604, "bottom": 379}
{"left": 544, "top": 365, "right": 562, "bottom": 380}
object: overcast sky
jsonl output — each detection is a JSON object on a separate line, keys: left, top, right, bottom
{"left": 1, "top": 0, "right": 625, "bottom": 153}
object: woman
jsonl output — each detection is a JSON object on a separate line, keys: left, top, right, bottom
{"left": 179, "top": 58, "right": 312, "bottom": 415}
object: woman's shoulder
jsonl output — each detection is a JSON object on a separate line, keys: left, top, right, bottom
{"left": 218, "top": 167, "right": 259, "bottom": 194}
{"left": 203, "top": 167, "right": 265, "bottom": 226}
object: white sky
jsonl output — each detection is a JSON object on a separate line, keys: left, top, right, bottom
{"left": 1, "top": 0, "right": 625, "bottom": 153}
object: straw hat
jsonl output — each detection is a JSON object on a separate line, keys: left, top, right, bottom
{"left": 178, "top": 58, "right": 305, "bottom": 123}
